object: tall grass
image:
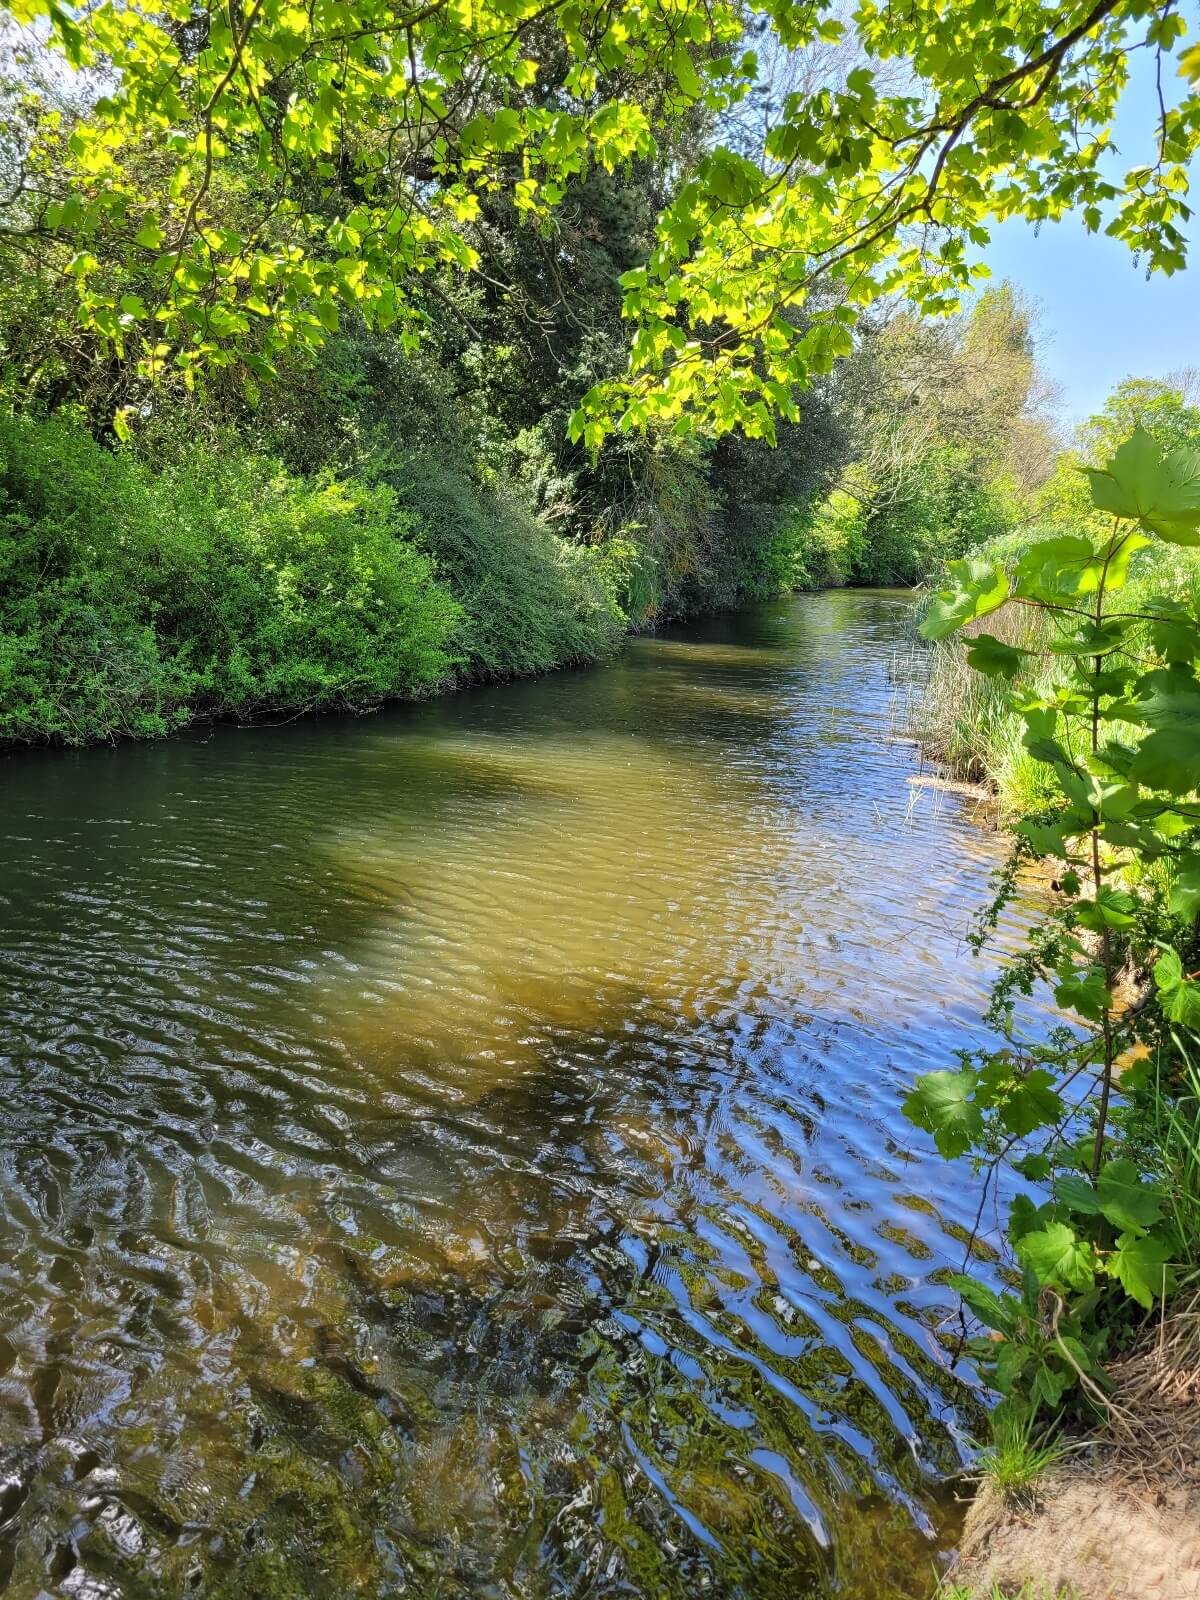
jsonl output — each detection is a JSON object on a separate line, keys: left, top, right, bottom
{"left": 1145, "top": 1031, "right": 1200, "bottom": 1278}
{"left": 906, "top": 527, "right": 1200, "bottom": 818}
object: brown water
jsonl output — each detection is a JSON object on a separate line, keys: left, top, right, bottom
{"left": 0, "top": 591, "right": 1029, "bottom": 1600}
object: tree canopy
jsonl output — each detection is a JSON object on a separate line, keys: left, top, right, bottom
{"left": 2, "top": 0, "right": 1197, "bottom": 440}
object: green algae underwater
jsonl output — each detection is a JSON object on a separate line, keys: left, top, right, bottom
{"left": 0, "top": 591, "right": 1039, "bottom": 1599}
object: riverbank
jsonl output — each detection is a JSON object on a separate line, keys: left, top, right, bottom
{"left": 4, "top": 402, "right": 890, "bottom": 751}
{"left": 949, "top": 1296, "right": 1200, "bottom": 1599}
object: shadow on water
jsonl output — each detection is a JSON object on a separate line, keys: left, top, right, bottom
{"left": 0, "top": 591, "right": 1036, "bottom": 1598}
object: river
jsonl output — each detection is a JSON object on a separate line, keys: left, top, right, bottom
{"left": 0, "top": 590, "right": 1031, "bottom": 1599}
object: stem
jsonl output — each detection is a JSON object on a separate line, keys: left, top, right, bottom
{"left": 1089, "top": 516, "right": 1125, "bottom": 1181}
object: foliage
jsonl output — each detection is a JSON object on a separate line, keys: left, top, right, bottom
{"left": 791, "top": 289, "right": 1053, "bottom": 587}
{"left": 907, "top": 426, "right": 1200, "bottom": 1426}
{"left": 0, "top": 409, "right": 460, "bottom": 742}
{"left": 379, "top": 454, "right": 627, "bottom": 679}
{"left": 1037, "top": 378, "right": 1200, "bottom": 533}
{"left": 0, "top": 0, "right": 1197, "bottom": 444}
{"left": 971, "top": 1405, "right": 1069, "bottom": 1498}
{"left": 809, "top": 451, "right": 1024, "bottom": 588}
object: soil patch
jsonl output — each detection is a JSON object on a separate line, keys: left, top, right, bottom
{"left": 950, "top": 1301, "right": 1200, "bottom": 1599}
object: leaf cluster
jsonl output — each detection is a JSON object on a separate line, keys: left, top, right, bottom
{"left": 909, "top": 427, "right": 1200, "bottom": 1424}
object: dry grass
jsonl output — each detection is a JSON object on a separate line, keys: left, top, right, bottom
{"left": 948, "top": 1302, "right": 1200, "bottom": 1599}
{"left": 1109, "top": 1290, "right": 1200, "bottom": 1481}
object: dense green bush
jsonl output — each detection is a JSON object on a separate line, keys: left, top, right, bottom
{"left": 382, "top": 455, "right": 626, "bottom": 679}
{"left": 0, "top": 412, "right": 460, "bottom": 743}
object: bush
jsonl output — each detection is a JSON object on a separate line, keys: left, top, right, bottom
{"left": 773, "top": 489, "right": 867, "bottom": 589}
{"left": 0, "top": 411, "right": 460, "bottom": 743}
{"left": 383, "top": 455, "right": 626, "bottom": 679}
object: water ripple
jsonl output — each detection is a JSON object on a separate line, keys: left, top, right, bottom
{"left": 0, "top": 592, "right": 1037, "bottom": 1599}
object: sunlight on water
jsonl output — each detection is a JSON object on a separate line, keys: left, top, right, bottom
{"left": 0, "top": 592, "right": 1034, "bottom": 1599}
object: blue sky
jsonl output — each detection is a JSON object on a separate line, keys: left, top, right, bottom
{"left": 984, "top": 213, "right": 1198, "bottom": 428}
{"left": 974, "top": 53, "right": 1199, "bottom": 428}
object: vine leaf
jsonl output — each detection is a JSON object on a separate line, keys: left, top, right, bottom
{"left": 1053, "top": 963, "right": 1111, "bottom": 1022}
{"left": 1084, "top": 429, "right": 1200, "bottom": 542}
{"left": 920, "top": 557, "right": 1007, "bottom": 640}
{"left": 1108, "top": 1231, "right": 1174, "bottom": 1310}
{"left": 966, "top": 633, "right": 1027, "bottom": 678}
{"left": 1096, "top": 1159, "right": 1165, "bottom": 1233}
{"left": 1054, "top": 1173, "right": 1101, "bottom": 1215}
{"left": 1017, "top": 1222, "right": 1096, "bottom": 1292}
{"left": 902, "top": 1069, "right": 981, "bottom": 1157}
{"left": 1128, "top": 668, "right": 1200, "bottom": 794}
{"left": 1075, "top": 887, "right": 1137, "bottom": 932}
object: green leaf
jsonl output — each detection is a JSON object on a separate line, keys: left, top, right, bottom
{"left": 920, "top": 557, "right": 1008, "bottom": 641}
{"left": 1075, "top": 887, "right": 1138, "bottom": 932}
{"left": 1017, "top": 1222, "right": 1097, "bottom": 1292}
{"left": 1096, "top": 1158, "right": 1165, "bottom": 1233}
{"left": 1084, "top": 429, "right": 1200, "bottom": 542}
{"left": 1151, "top": 617, "right": 1200, "bottom": 665}
{"left": 1032, "top": 1358, "right": 1071, "bottom": 1408}
{"left": 1015, "top": 1152, "right": 1052, "bottom": 1182}
{"left": 966, "top": 633, "right": 1027, "bottom": 678}
{"left": 1009, "top": 1192, "right": 1052, "bottom": 1244}
{"left": 997, "top": 1071, "right": 1063, "bottom": 1138}
{"left": 1054, "top": 1173, "right": 1101, "bottom": 1216}
{"left": 1054, "top": 962, "right": 1111, "bottom": 1022}
{"left": 1013, "top": 535, "right": 1095, "bottom": 601}
{"left": 948, "top": 1272, "right": 1019, "bottom": 1337}
{"left": 1108, "top": 1230, "right": 1174, "bottom": 1309}
{"left": 1017, "top": 816, "right": 1077, "bottom": 859}
{"left": 1128, "top": 668, "right": 1200, "bottom": 795}
{"left": 902, "top": 1069, "right": 981, "bottom": 1158}
{"left": 1169, "top": 856, "right": 1200, "bottom": 922}
{"left": 1047, "top": 618, "right": 1131, "bottom": 657}
{"left": 994, "top": 1338, "right": 1031, "bottom": 1393}
{"left": 670, "top": 45, "right": 703, "bottom": 99}
{"left": 1154, "top": 947, "right": 1200, "bottom": 1026}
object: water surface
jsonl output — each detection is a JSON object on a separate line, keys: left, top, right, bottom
{"left": 0, "top": 591, "right": 1025, "bottom": 1599}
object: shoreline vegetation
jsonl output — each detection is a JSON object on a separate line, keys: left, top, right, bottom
{"left": 906, "top": 404, "right": 1200, "bottom": 1600}
{"left": 0, "top": 282, "right": 1045, "bottom": 751}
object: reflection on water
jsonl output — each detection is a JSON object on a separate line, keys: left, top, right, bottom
{"left": 0, "top": 591, "right": 1029, "bottom": 1599}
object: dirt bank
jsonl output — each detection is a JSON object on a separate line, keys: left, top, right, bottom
{"left": 950, "top": 1302, "right": 1200, "bottom": 1599}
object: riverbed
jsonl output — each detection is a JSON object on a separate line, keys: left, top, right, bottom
{"left": 0, "top": 591, "right": 1031, "bottom": 1599}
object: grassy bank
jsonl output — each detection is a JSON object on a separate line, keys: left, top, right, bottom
{"left": 903, "top": 425, "right": 1200, "bottom": 1600}
{"left": 0, "top": 410, "right": 628, "bottom": 746}
{"left": 906, "top": 531, "right": 1200, "bottom": 818}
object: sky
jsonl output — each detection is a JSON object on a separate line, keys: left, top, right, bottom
{"left": 975, "top": 54, "right": 1200, "bottom": 429}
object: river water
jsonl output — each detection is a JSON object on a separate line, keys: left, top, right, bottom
{"left": 0, "top": 590, "right": 1030, "bottom": 1600}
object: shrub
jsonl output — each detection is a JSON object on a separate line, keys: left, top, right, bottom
{"left": 383, "top": 455, "right": 626, "bottom": 679}
{"left": 0, "top": 411, "right": 460, "bottom": 743}
{"left": 140, "top": 454, "right": 460, "bottom": 714}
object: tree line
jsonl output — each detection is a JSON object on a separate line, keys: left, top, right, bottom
{"left": 0, "top": 1, "right": 1082, "bottom": 743}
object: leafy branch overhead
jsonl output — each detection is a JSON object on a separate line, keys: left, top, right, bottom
{"left": 907, "top": 428, "right": 1200, "bottom": 1423}
{"left": 2, "top": 0, "right": 1199, "bottom": 436}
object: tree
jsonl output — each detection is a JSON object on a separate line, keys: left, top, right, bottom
{"left": 1081, "top": 376, "right": 1200, "bottom": 462}
{"left": 1, "top": 0, "right": 1197, "bottom": 440}
{"left": 793, "top": 285, "right": 1056, "bottom": 583}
